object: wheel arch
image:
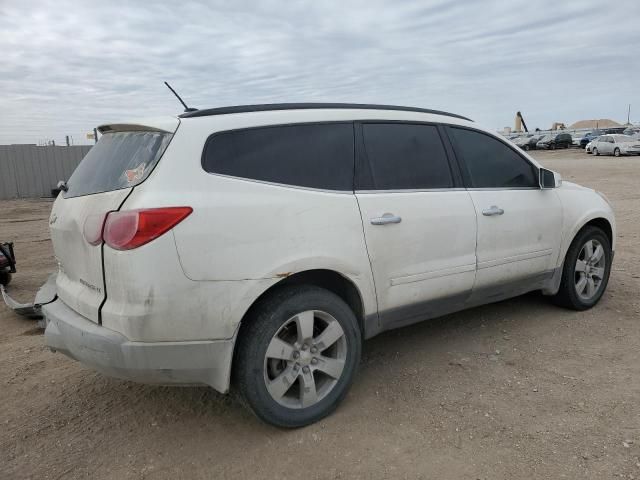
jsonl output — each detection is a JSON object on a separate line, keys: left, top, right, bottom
{"left": 229, "top": 269, "right": 372, "bottom": 385}
{"left": 239, "top": 269, "right": 367, "bottom": 335}
{"left": 583, "top": 217, "right": 613, "bottom": 247}
{"left": 544, "top": 215, "right": 615, "bottom": 296}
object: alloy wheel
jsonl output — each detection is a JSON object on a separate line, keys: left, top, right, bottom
{"left": 263, "top": 310, "right": 347, "bottom": 409}
{"left": 574, "top": 239, "right": 606, "bottom": 301}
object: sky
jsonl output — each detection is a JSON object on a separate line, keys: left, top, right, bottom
{"left": 0, "top": 0, "right": 638, "bottom": 145}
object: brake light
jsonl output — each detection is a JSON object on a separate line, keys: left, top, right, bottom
{"left": 103, "top": 207, "right": 192, "bottom": 250}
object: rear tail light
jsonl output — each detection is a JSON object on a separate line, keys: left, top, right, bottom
{"left": 102, "top": 207, "right": 192, "bottom": 251}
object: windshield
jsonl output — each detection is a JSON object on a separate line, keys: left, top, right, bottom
{"left": 64, "top": 131, "right": 172, "bottom": 198}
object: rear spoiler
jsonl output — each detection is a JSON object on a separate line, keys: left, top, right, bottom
{"left": 98, "top": 117, "right": 180, "bottom": 135}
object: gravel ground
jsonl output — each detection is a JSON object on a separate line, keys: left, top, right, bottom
{"left": 1, "top": 149, "right": 639, "bottom": 479}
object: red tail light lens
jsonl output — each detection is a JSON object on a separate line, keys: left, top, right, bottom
{"left": 103, "top": 207, "right": 192, "bottom": 251}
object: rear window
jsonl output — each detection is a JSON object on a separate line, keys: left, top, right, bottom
{"left": 64, "top": 131, "right": 172, "bottom": 198}
{"left": 359, "top": 123, "right": 453, "bottom": 190}
{"left": 202, "top": 123, "right": 354, "bottom": 191}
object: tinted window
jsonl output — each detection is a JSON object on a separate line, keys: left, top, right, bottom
{"left": 449, "top": 127, "right": 538, "bottom": 188}
{"left": 202, "top": 123, "right": 354, "bottom": 191}
{"left": 65, "top": 131, "right": 172, "bottom": 198}
{"left": 360, "top": 123, "right": 453, "bottom": 190}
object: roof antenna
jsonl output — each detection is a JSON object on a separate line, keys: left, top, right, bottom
{"left": 164, "top": 81, "right": 198, "bottom": 112}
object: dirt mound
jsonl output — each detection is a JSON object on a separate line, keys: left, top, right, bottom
{"left": 569, "top": 119, "right": 622, "bottom": 129}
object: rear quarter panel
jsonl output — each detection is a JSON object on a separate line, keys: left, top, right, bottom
{"left": 101, "top": 231, "right": 277, "bottom": 341}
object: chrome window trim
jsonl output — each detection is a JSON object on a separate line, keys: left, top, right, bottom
{"left": 465, "top": 186, "right": 541, "bottom": 191}
{"left": 355, "top": 188, "right": 466, "bottom": 194}
{"left": 356, "top": 186, "right": 542, "bottom": 193}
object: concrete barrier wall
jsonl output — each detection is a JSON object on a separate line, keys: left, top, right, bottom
{"left": 0, "top": 145, "right": 91, "bottom": 200}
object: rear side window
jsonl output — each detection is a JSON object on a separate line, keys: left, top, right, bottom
{"left": 65, "top": 131, "right": 172, "bottom": 198}
{"left": 202, "top": 123, "right": 354, "bottom": 191}
{"left": 359, "top": 123, "right": 453, "bottom": 190}
{"left": 448, "top": 127, "right": 538, "bottom": 188}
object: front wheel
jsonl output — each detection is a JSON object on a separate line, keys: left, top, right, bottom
{"left": 234, "top": 285, "right": 362, "bottom": 427}
{"left": 614, "top": 147, "right": 621, "bottom": 157}
{"left": 552, "top": 226, "right": 612, "bottom": 310}
{"left": 593, "top": 147, "right": 599, "bottom": 156}
{"left": 0, "top": 271, "right": 11, "bottom": 286}
{"left": 524, "top": 145, "right": 530, "bottom": 151}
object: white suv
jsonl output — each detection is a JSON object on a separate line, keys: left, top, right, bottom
{"left": 10, "top": 104, "right": 616, "bottom": 427}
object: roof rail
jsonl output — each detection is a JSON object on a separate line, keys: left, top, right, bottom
{"left": 179, "top": 103, "right": 472, "bottom": 121}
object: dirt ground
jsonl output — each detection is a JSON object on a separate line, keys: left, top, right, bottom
{"left": 1, "top": 149, "right": 639, "bottom": 479}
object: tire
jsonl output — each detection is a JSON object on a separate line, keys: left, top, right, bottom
{"left": 524, "top": 145, "right": 530, "bottom": 151}
{"left": 552, "top": 226, "right": 612, "bottom": 311}
{"left": 234, "top": 285, "right": 362, "bottom": 428}
{"left": 0, "top": 271, "right": 11, "bottom": 286}
{"left": 614, "top": 148, "right": 620, "bottom": 157}
{"left": 550, "top": 144, "right": 556, "bottom": 150}
{"left": 593, "top": 147, "right": 599, "bottom": 156}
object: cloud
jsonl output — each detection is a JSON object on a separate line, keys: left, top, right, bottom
{"left": 0, "top": 0, "right": 638, "bottom": 144}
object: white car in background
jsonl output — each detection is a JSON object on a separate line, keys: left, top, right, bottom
{"left": 2, "top": 103, "right": 616, "bottom": 427}
{"left": 585, "top": 136, "right": 600, "bottom": 154}
{"left": 591, "top": 134, "right": 640, "bottom": 156}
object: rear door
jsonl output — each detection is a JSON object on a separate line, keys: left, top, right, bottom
{"left": 446, "top": 126, "right": 562, "bottom": 301}
{"left": 355, "top": 122, "right": 477, "bottom": 329}
{"left": 50, "top": 123, "right": 176, "bottom": 322}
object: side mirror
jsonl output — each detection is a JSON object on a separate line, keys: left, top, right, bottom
{"left": 540, "top": 168, "right": 561, "bottom": 189}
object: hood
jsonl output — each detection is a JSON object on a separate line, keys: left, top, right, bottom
{"left": 559, "top": 181, "right": 592, "bottom": 192}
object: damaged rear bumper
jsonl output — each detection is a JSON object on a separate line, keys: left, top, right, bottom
{"left": 43, "top": 298, "right": 235, "bottom": 393}
{"left": 1, "top": 273, "right": 58, "bottom": 320}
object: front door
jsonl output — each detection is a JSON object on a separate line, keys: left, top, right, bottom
{"left": 597, "top": 136, "right": 614, "bottom": 154}
{"left": 446, "top": 126, "right": 562, "bottom": 302}
{"left": 355, "top": 122, "right": 477, "bottom": 330}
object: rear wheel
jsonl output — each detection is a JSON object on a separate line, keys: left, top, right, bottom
{"left": 614, "top": 147, "right": 621, "bottom": 157}
{"left": 552, "top": 226, "right": 612, "bottom": 310}
{"left": 0, "top": 271, "right": 11, "bottom": 286}
{"left": 234, "top": 285, "right": 362, "bottom": 427}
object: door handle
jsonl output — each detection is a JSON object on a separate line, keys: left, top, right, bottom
{"left": 482, "top": 205, "right": 504, "bottom": 216}
{"left": 370, "top": 213, "right": 402, "bottom": 225}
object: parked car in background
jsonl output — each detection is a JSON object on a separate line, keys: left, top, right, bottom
{"left": 577, "top": 132, "right": 602, "bottom": 148}
{"left": 623, "top": 127, "right": 640, "bottom": 138}
{"left": 572, "top": 135, "right": 582, "bottom": 147}
{"left": 585, "top": 136, "right": 600, "bottom": 154}
{"left": 592, "top": 134, "right": 640, "bottom": 156}
{"left": 514, "top": 134, "right": 544, "bottom": 151}
{"left": 2, "top": 103, "right": 616, "bottom": 427}
{"left": 536, "top": 133, "right": 573, "bottom": 149}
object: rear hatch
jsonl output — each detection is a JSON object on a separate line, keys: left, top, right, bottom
{"left": 50, "top": 118, "right": 178, "bottom": 322}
